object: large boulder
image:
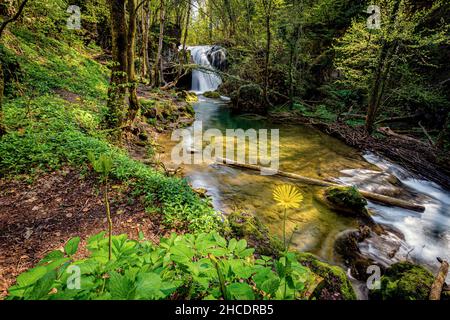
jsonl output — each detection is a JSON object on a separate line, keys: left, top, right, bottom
{"left": 230, "top": 84, "right": 266, "bottom": 115}
{"left": 369, "top": 261, "right": 434, "bottom": 300}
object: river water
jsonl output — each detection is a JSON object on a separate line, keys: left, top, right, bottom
{"left": 158, "top": 46, "right": 450, "bottom": 297}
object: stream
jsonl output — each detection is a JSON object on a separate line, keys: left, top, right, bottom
{"left": 158, "top": 46, "right": 450, "bottom": 298}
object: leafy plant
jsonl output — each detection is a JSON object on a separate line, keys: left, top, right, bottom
{"left": 88, "top": 152, "right": 113, "bottom": 260}
{"left": 7, "top": 232, "right": 315, "bottom": 300}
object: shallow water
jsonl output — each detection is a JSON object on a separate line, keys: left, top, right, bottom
{"left": 157, "top": 96, "right": 450, "bottom": 286}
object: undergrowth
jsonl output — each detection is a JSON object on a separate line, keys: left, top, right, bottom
{"left": 0, "top": 27, "right": 221, "bottom": 233}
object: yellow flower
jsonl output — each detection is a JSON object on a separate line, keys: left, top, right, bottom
{"left": 273, "top": 184, "right": 303, "bottom": 209}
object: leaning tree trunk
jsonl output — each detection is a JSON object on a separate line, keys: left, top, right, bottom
{"left": 152, "top": 0, "right": 165, "bottom": 87}
{"left": 127, "top": 0, "right": 139, "bottom": 123}
{"left": 106, "top": 0, "right": 128, "bottom": 133}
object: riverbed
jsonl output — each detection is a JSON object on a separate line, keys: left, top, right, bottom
{"left": 156, "top": 96, "right": 450, "bottom": 293}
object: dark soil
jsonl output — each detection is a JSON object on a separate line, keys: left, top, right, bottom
{"left": 0, "top": 167, "right": 168, "bottom": 298}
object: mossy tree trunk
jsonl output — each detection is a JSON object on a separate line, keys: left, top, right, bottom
{"left": 0, "top": 61, "right": 5, "bottom": 136}
{"left": 106, "top": 0, "right": 129, "bottom": 132}
{"left": 126, "top": 0, "right": 139, "bottom": 123}
{"left": 141, "top": 1, "right": 151, "bottom": 81}
{"left": 152, "top": 0, "right": 165, "bottom": 87}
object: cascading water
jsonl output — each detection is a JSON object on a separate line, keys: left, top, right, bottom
{"left": 188, "top": 46, "right": 223, "bottom": 94}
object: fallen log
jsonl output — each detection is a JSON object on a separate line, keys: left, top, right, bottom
{"left": 429, "top": 257, "right": 449, "bottom": 300}
{"left": 215, "top": 157, "right": 425, "bottom": 212}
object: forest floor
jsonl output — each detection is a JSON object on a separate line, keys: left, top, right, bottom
{"left": 0, "top": 167, "right": 174, "bottom": 298}
{"left": 270, "top": 111, "right": 450, "bottom": 190}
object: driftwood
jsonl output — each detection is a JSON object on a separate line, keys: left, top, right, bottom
{"left": 215, "top": 157, "right": 425, "bottom": 212}
{"left": 429, "top": 258, "right": 449, "bottom": 300}
{"left": 377, "top": 127, "right": 431, "bottom": 148}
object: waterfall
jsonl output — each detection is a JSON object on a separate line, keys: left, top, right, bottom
{"left": 188, "top": 46, "right": 223, "bottom": 94}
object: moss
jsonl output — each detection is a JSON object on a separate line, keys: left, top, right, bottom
{"left": 227, "top": 211, "right": 283, "bottom": 256}
{"left": 203, "top": 91, "right": 221, "bottom": 99}
{"left": 296, "top": 252, "right": 357, "bottom": 300}
{"left": 321, "top": 186, "right": 374, "bottom": 221}
{"left": 370, "top": 261, "right": 434, "bottom": 300}
{"left": 177, "top": 90, "right": 198, "bottom": 104}
{"left": 325, "top": 186, "right": 367, "bottom": 211}
{"left": 231, "top": 84, "right": 266, "bottom": 114}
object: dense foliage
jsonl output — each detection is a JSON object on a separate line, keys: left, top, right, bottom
{"left": 7, "top": 232, "right": 314, "bottom": 300}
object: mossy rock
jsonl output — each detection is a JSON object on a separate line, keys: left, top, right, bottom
{"left": 227, "top": 211, "right": 283, "bottom": 256}
{"left": 319, "top": 186, "right": 374, "bottom": 221}
{"left": 177, "top": 90, "right": 198, "bottom": 104}
{"left": 325, "top": 186, "right": 367, "bottom": 212}
{"left": 296, "top": 252, "right": 357, "bottom": 300}
{"left": 203, "top": 91, "right": 221, "bottom": 99}
{"left": 369, "top": 261, "right": 434, "bottom": 300}
{"left": 230, "top": 84, "right": 266, "bottom": 115}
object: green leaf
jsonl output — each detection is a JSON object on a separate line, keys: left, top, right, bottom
{"left": 17, "top": 266, "right": 48, "bottom": 287}
{"left": 261, "top": 277, "right": 280, "bottom": 296}
{"left": 108, "top": 272, "right": 134, "bottom": 300}
{"left": 235, "top": 239, "right": 247, "bottom": 252}
{"left": 64, "top": 237, "right": 80, "bottom": 256}
{"left": 228, "top": 238, "right": 237, "bottom": 251}
{"left": 236, "top": 248, "right": 254, "bottom": 258}
{"left": 39, "top": 250, "right": 64, "bottom": 264}
{"left": 226, "top": 282, "right": 255, "bottom": 300}
{"left": 135, "top": 273, "right": 162, "bottom": 299}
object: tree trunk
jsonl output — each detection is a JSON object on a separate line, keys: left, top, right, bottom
{"left": 263, "top": 13, "right": 271, "bottom": 106}
{"left": 365, "top": 0, "right": 402, "bottom": 134}
{"left": 215, "top": 157, "right": 426, "bottom": 212}
{"left": 106, "top": 0, "right": 128, "bottom": 133}
{"left": 141, "top": 2, "right": 151, "bottom": 80}
{"left": 152, "top": 0, "right": 165, "bottom": 87}
{"left": 127, "top": 0, "right": 139, "bottom": 123}
{"left": 0, "top": 61, "right": 5, "bottom": 136}
{"left": 429, "top": 259, "right": 449, "bottom": 300}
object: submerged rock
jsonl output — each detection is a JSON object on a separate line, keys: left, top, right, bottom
{"left": 296, "top": 252, "right": 357, "bottom": 300}
{"left": 369, "top": 261, "right": 434, "bottom": 300}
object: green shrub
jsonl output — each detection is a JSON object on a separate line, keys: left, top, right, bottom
{"left": 7, "top": 232, "right": 315, "bottom": 300}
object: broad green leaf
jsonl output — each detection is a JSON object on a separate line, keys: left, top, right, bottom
{"left": 226, "top": 282, "right": 255, "bottom": 300}
{"left": 64, "top": 237, "right": 80, "bottom": 256}
{"left": 17, "top": 266, "right": 48, "bottom": 287}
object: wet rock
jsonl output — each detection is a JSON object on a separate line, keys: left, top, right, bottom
{"left": 203, "top": 91, "right": 221, "bottom": 99}
{"left": 334, "top": 226, "right": 381, "bottom": 281}
{"left": 193, "top": 187, "right": 208, "bottom": 198}
{"left": 296, "top": 252, "right": 357, "bottom": 300}
{"left": 369, "top": 261, "right": 435, "bottom": 300}
{"left": 324, "top": 186, "right": 368, "bottom": 217}
{"left": 317, "top": 186, "right": 383, "bottom": 233}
